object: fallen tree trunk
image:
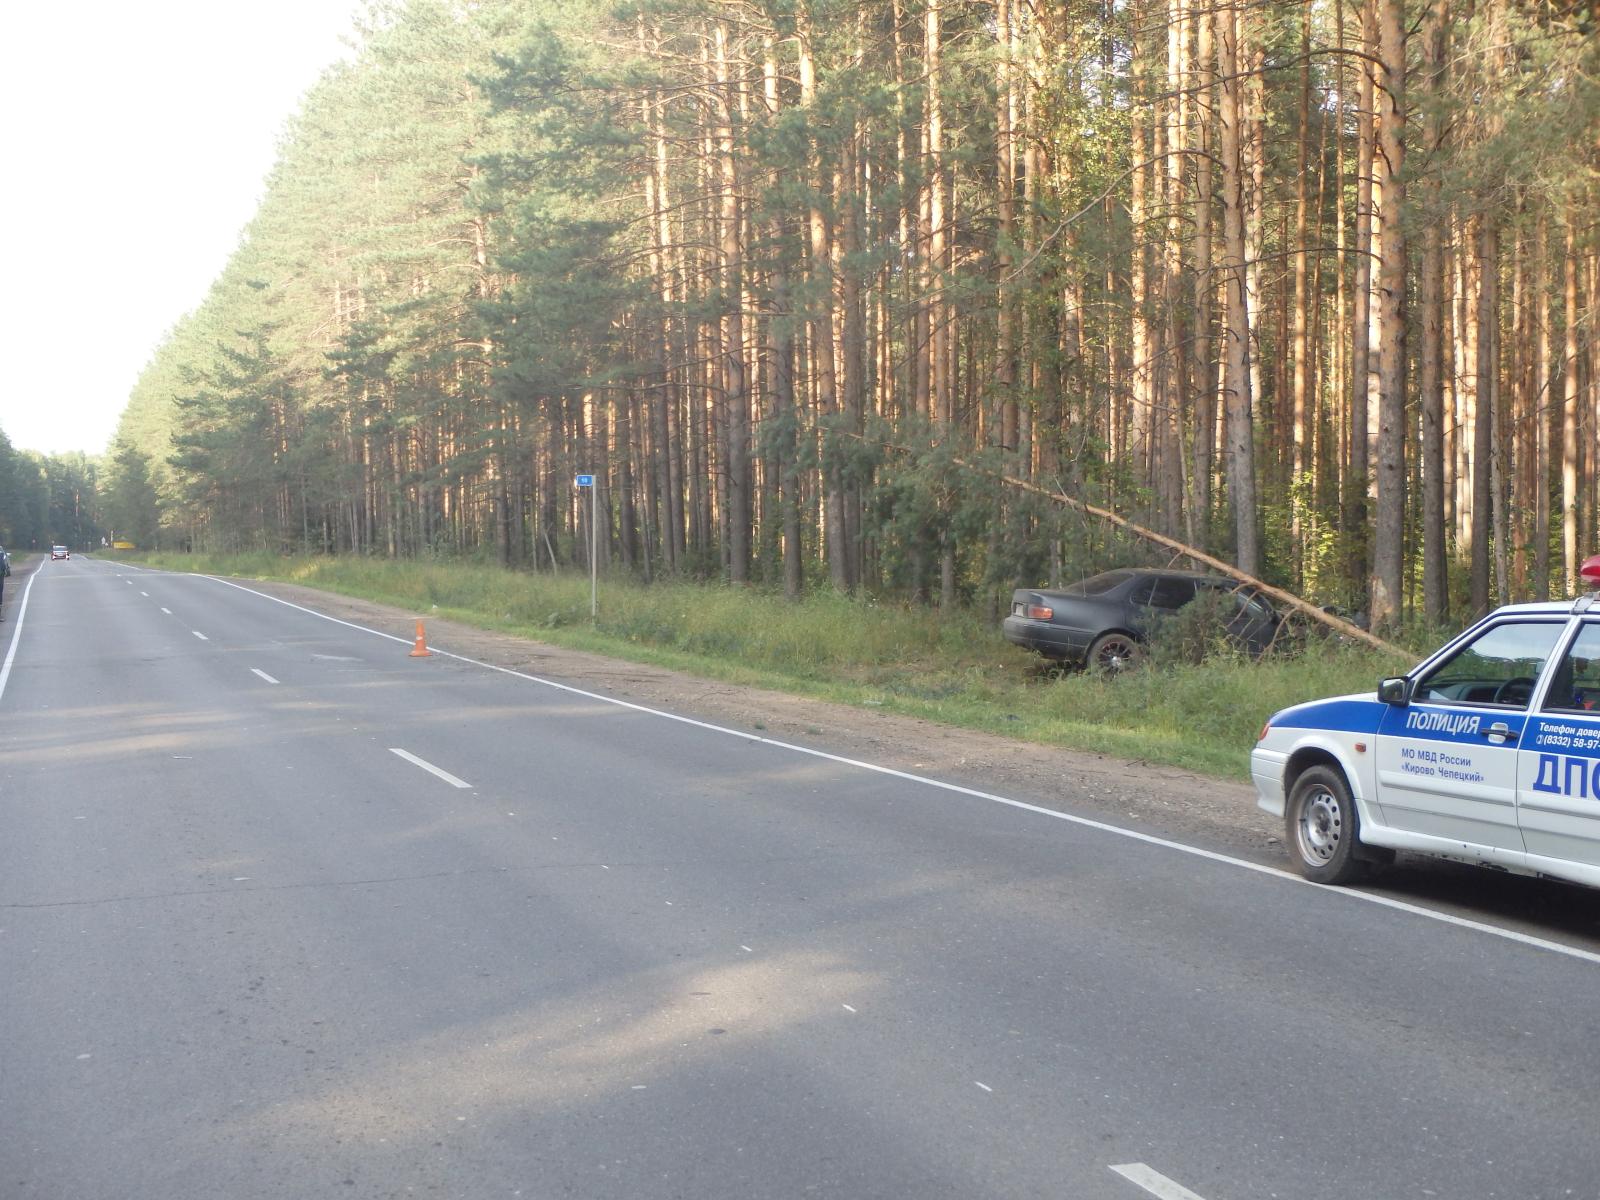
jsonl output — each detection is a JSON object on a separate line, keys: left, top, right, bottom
{"left": 992, "top": 466, "right": 1408, "bottom": 658}
{"left": 848, "top": 430, "right": 1410, "bottom": 658}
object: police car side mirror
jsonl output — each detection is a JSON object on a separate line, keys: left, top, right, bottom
{"left": 1378, "top": 676, "right": 1412, "bottom": 706}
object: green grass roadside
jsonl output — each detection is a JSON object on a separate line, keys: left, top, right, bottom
{"left": 121, "top": 550, "right": 1419, "bottom": 780}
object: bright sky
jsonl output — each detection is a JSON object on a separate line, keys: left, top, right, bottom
{"left": 0, "top": 0, "right": 366, "bottom": 458}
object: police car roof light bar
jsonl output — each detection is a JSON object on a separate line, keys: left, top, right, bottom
{"left": 1575, "top": 553, "right": 1600, "bottom": 614}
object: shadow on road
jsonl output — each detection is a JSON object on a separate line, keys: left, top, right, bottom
{"left": 1365, "top": 854, "right": 1600, "bottom": 946}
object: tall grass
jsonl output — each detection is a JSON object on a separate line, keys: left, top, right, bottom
{"left": 126, "top": 550, "right": 1417, "bottom": 779}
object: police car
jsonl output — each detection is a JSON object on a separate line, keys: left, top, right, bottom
{"left": 1254, "top": 555, "right": 1600, "bottom": 888}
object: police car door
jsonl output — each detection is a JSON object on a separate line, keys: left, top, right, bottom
{"left": 1377, "top": 618, "right": 1568, "bottom": 856}
{"left": 1518, "top": 618, "right": 1600, "bottom": 869}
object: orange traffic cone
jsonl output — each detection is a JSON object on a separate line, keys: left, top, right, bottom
{"left": 409, "top": 619, "right": 433, "bottom": 658}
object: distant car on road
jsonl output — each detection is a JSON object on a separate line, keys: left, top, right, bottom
{"left": 51, "top": 545, "right": 69, "bottom": 560}
{"left": 1003, "top": 567, "right": 1282, "bottom": 671}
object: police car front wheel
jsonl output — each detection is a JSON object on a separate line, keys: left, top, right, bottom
{"left": 1287, "top": 765, "right": 1368, "bottom": 885}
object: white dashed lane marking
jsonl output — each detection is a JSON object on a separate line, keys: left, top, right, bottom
{"left": 389, "top": 748, "right": 472, "bottom": 790}
{"left": 1110, "top": 1163, "right": 1211, "bottom": 1200}
{"left": 160, "top": 608, "right": 172, "bottom": 615}
{"left": 192, "top": 631, "right": 208, "bottom": 641}
{"left": 250, "top": 669, "right": 280, "bottom": 685}
{"left": 191, "top": 572, "right": 1600, "bottom": 970}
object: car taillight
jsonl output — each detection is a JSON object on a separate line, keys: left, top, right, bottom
{"left": 1026, "top": 604, "right": 1053, "bottom": 620}
{"left": 1257, "top": 722, "right": 1271, "bottom": 742}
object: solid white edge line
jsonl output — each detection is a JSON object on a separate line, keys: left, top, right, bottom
{"left": 190, "top": 571, "right": 1600, "bottom": 968}
{"left": 1109, "top": 1163, "right": 1209, "bottom": 1200}
{"left": 0, "top": 570, "right": 40, "bottom": 706}
{"left": 389, "top": 747, "right": 472, "bottom": 790}
{"left": 250, "top": 668, "right": 280, "bottom": 685}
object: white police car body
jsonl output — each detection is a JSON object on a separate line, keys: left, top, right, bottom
{"left": 1254, "top": 559, "right": 1600, "bottom": 888}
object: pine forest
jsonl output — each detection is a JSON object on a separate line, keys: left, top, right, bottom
{"left": 96, "top": 0, "right": 1600, "bottom": 632}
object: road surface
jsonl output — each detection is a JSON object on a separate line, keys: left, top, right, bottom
{"left": 4, "top": 556, "right": 1600, "bottom": 1199}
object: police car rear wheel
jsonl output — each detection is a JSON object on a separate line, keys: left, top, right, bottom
{"left": 1287, "top": 765, "right": 1366, "bottom": 885}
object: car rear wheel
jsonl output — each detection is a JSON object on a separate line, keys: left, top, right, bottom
{"left": 1286, "top": 765, "right": 1368, "bottom": 885}
{"left": 1087, "top": 632, "right": 1141, "bottom": 673}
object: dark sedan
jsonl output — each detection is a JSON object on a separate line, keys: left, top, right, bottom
{"left": 1002, "top": 567, "right": 1281, "bottom": 671}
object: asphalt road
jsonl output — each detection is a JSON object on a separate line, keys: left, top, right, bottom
{"left": 5, "top": 556, "right": 1600, "bottom": 1200}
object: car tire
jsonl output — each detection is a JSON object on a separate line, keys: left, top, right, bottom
{"left": 1087, "top": 631, "right": 1141, "bottom": 673}
{"left": 1286, "top": 765, "right": 1369, "bottom": 885}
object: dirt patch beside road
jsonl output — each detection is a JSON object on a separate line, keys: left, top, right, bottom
{"left": 229, "top": 574, "right": 1283, "bottom": 861}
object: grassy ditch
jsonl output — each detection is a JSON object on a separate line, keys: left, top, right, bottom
{"left": 122, "top": 550, "right": 1419, "bottom": 780}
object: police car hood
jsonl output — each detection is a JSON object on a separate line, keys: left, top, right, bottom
{"left": 1269, "top": 692, "right": 1385, "bottom": 734}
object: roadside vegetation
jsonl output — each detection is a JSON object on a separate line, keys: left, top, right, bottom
{"left": 123, "top": 552, "right": 1425, "bottom": 780}
{"left": 97, "top": 0, "right": 1600, "bottom": 642}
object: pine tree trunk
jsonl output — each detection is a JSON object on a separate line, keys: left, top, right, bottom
{"left": 762, "top": 37, "right": 803, "bottom": 599}
{"left": 1535, "top": 216, "right": 1552, "bottom": 600}
{"left": 1563, "top": 222, "right": 1581, "bottom": 594}
{"left": 1348, "top": 0, "right": 1376, "bottom": 601}
{"left": 1419, "top": 0, "right": 1447, "bottom": 623}
{"left": 714, "top": 25, "right": 750, "bottom": 583}
{"left": 1243, "top": 30, "right": 1266, "bottom": 420}
{"left": 1291, "top": 0, "right": 1311, "bottom": 578}
{"left": 1128, "top": 4, "right": 1152, "bottom": 498}
{"left": 995, "top": 0, "right": 1018, "bottom": 455}
{"left": 1472, "top": 216, "right": 1497, "bottom": 615}
{"left": 926, "top": 0, "right": 956, "bottom": 610}
{"left": 839, "top": 120, "right": 867, "bottom": 587}
{"left": 1363, "top": 0, "right": 1401, "bottom": 630}
{"left": 1587, "top": 250, "right": 1599, "bottom": 575}
{"left": 1189, "top": 4, "right": 1214, "bottom": 544}
{"left": 797, "top": 4, "right": 850, "bottom": 593}
{"left": 643, "top": 67, "right": 685, "bottom": 572}
{"left": 1216, "top": 0, "right": 1258, "bottom": 575}
{"left": 1511, "top": 223, "right": 1530, "bottom": 595}
{"left": 1161, "top": 0, "right": 1187, "bottom": 539}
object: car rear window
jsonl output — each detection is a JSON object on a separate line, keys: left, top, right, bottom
{"left": 1065, "top": 570, "right": 1135, "bottom": 596}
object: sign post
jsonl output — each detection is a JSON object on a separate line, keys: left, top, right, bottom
{"left": 575, "top": 474, "right": 597, "bottom": 618}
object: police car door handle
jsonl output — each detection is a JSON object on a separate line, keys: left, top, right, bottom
{"left": 1481, "top": 721, "right": 1517, "bottom": 743}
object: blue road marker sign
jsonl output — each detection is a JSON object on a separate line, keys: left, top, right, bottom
{"left": 575, "top": 474, "right": 595, "bottom": 487}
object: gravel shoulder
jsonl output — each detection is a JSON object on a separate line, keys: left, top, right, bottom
{"left": 226, "top": 573, "right": 1282, "bottom": 862}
